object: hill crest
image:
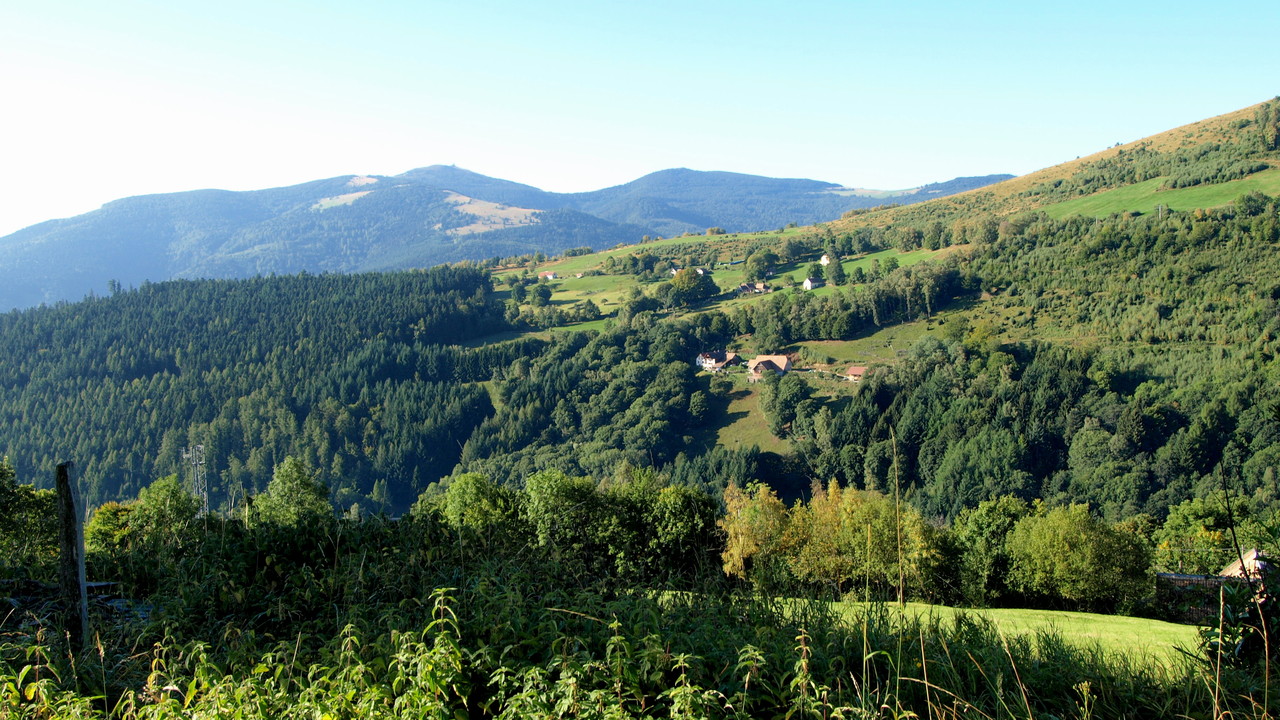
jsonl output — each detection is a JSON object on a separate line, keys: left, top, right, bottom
{"left": 836, "top": 98, "right": 1280, "bottom": 229}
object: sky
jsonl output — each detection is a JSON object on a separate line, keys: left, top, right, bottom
{"left": 1, "top": 0, "right": 1278, "bottom": 237}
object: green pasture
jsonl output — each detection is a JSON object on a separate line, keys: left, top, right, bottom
{"left": 788, "top": 314, "right": 944, "bottom": 367}
{"left": 542, "top": 273, "right": 636, "bottom": 308}
{"left": 713, "top": 377, "right": 791, "bottom": 454}
{"left": 834, "top": 601, "right": 1201, "bottom": 665}
{"left": 1042, "top": 165, "right": 1280, "bottom": 219}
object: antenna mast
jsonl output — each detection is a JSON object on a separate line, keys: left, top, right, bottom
{"left": 181, "top": 444, "right": 208, "bottom": 515}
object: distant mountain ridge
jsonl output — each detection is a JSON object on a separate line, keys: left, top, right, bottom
{"left": 0, "top": 166, "right": 1010, "bottom": 310}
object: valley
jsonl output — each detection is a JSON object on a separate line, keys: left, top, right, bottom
{"left": 3, "top": 96, "right": 1280, "bottom": 719}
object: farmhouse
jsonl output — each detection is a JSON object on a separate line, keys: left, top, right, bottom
{"left": 1221, "top": 548, "right": 1270, "bottom": 578}
{"left": 747, "top": 354, "right": 792, "bottom": 382}
{"left": 695, "top": 351, "right": 741, "bottom": 372}
{"left": 820, "top": 254, "right": 832, "bottom": 266}
{"left": 843, "top": 366, "right": 870, "bottom": 383}
{"left": 802, "top": 277, "right": 824, "bottom": 290}
{"left": 538, "top": 271, "right": 558, "bottom": 280}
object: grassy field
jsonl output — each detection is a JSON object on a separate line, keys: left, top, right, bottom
{"left": 714, "top": 378, "right": 791, "bottom": 454}
{"left": 833, "top": 601, "right": 1201, "bottom": 665}
{"left": 1041, "top": 165, "right": 1280, "bottom": 219}
{"left": 789, "top": 315, "right": 944, "bottom": 367}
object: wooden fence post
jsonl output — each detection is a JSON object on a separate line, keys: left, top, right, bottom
{"left": 56, "top": 462, "right": 88, "bottom": 649}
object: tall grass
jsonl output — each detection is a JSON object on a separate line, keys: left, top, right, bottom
{"left": 3, "top": 513, "right": 1274, "bottom": 718}
{"left": 4, "top": 590, "right": 1267, "bottom": 718}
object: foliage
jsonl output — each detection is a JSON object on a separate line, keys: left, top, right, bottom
{"left": 1152, "top": 495, "right": 1241, "bottom": 575}
{"left": 951, "top": 495, "right": 1029, "bottom": 606}
{"left": 0, "top": 459, "right": 58, "bottom": 581}
{"left": 719, "top": 482, "right": 793, "bottom": 593}
{"left": 757, "top": 372, "right": 811, "bottom": 437}
{"left": 249, "top": 456, "right": 332, "bottom": 529}
{"left": 1006, "top": 504, "right": 1151, "bottom": 612}
{"left": 727, "top": 259, "right": 961, "bottom": 346}
{"left": 521, "top": 467, "right": 722, "bottom": 584}
{"left": 720, "top": 481, "right": 945, "bottom": 602}
{"left": 1, "top": 480, "right": 1245, "bottom": 720}
{"left": 1259, "top": 97, "right": 1280, "bottom": 151}
{"left": 660, "top": 268, "right": 721, "bottom": 307}
{"left": 435, "top": 472, "right": 521, "bottom": 535}
{"left": 786, "top": 481, "right": 943, "bottom": 601}
{"left": 456, "top": 316, "right": 736, "bottom": 484}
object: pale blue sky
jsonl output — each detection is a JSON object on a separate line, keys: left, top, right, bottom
{"left": 1, "top": 0, "right": 1277, "bottom": 235}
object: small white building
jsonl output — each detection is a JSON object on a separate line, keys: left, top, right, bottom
{"left": 695, "top": 351, "right": 741, "bottom": 372}
{"left": 803, "top": 277, "right": 824, "bottom": 290}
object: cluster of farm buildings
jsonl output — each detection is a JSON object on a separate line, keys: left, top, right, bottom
{"left": 694, "top": 350, "right": 869, "bottom": 384}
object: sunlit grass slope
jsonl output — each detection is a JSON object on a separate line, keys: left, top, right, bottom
{"left": 833, "top": 601, "right": 1201, "bottom": 665}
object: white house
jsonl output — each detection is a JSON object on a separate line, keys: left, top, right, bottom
{"left": 695, "top": 351, "right": 741, "bottom": 372}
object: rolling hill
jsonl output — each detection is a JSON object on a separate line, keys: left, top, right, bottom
{"left": 835, "top": 98, "right": 1280, "bottom": 231}
{"left": 0, "top": 166, "right": 1008, "bottom": 310}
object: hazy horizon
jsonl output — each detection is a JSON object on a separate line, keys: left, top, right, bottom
{"left": 2, "top": 0, "right": 1277, "bottom": 236}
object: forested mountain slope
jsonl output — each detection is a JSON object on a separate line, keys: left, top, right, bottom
{"left": 0, "top": 266, "right": 515, "bottom": 510}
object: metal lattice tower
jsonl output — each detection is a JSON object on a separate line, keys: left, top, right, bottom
{"left": 181, "top": 445, "right": 208, "bottom": 515}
